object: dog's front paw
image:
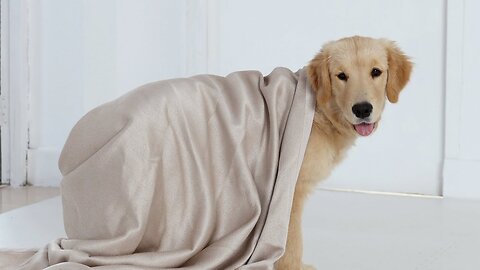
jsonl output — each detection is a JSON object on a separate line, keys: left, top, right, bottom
{"left": 302, "top": 263, "right": 316, "bottom": 270}
{"left": 276, "top": 259, "right": 316, "bottom": 270}
{"left": 275, "top": 257, "right": 300, "bottom": 270}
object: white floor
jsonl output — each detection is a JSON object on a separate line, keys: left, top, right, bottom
{"left": 1, "top": 189, "right": 480, "bottom": 269}
{"left": 303, "top": 190, "right": 480, "bottom": 270}
{"left": 0, "top": 196, "right": 66, "bottom": 250}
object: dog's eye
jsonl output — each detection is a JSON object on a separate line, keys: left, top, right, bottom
{"left": 371, "top": 68, "right": 382, "bottom": 78}
{"left": 337, "top": 72, "right": 348, "bottom": 81}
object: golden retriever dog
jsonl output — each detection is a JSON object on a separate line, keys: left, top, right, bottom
{"left": 276, "top": 36, "right": 412, "bottom": 269}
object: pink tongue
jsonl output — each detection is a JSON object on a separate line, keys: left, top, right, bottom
{"left": 354, "top": 123, "right": 375, "bottom": 136}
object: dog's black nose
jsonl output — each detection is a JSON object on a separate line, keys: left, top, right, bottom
{"left": 352, "top": 102, "right": 373, "bottom": 119}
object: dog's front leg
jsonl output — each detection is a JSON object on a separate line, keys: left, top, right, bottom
{"left": 276, "top": 184, "right": 315, "bottom": 270}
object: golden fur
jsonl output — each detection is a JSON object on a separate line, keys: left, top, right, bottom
{"left": 276, "top": 36, "right": 412, "bottom": 269}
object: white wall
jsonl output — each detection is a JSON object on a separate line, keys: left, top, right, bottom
{"left": 443, "top": 0, "right": 480, "bottom": 199}
{"left": 26, "top": 0, "right": 187, "bottom": 185}
{"left": 215, "top": 0, "right": 446, "bottom": 196}
{"left": 6, "top": 0, "right": 480, "bottom": 199}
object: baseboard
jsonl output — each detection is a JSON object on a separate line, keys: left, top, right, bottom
{"left": 27, "top": 148, "right": 62, "bottom": 186}
{"left": 317, "top": 187, "right": 442, "bottom": 199}
{"left": 443, "top": 158, "right": 480, "bottom": 200}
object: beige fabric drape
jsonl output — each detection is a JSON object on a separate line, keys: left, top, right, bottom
{"left": 9, "top": 67, "right": 314, "bottom": 270}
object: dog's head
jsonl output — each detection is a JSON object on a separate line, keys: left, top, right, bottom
{"left": 308, "top": 36, "right": 412, "bottom": 137}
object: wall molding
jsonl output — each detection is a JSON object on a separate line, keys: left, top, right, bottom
{"left": 1, "top": 0, "right": 11, "bottom": 184}
{"left": 184, "top": 0, "right": 208, "bottom": 76}
{"left": 184, "top": 0, "right": 219, "bottom": 76}
{"left": 444, "top": 0, "right": 464, "bottom": 160}
{"left": 5, "top": 0, "right": 30, "bottom": 186}
{"left": 443, "top": 0, "right": 480, "bottom": 199}
{"left": 206, "top": 0, "right": 219, "bottom": 74}
{"left": 443, "top": 0, "right": 464, "bottom": 197}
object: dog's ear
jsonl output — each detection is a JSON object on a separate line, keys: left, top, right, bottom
{"left": 308, "top": 50, "right": 332, "bottom": 106}
{"left": 384, "top": 41, "right": 413, "bottom": 103}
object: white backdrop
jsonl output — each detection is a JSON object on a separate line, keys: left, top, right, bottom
{"left": 215, "top": 0, "right": 445, "bottom": 196}
{"left": 5, "top": 0, "right": 480, "bottom": 199}
{"left": 26, "top": 0, "right": 188, "bottom": 185}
